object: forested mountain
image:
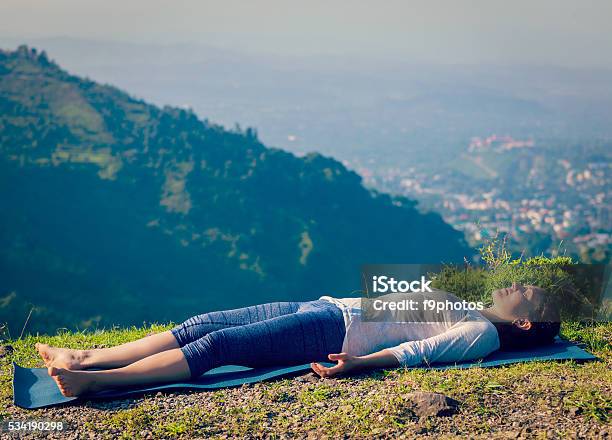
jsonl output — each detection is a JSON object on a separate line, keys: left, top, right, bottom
{"left": 0, "top": 46, "right": 471, "bottom": 334}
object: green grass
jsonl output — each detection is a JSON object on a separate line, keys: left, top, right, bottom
{"left": 0, "top": 322, "right": 610, "bottom": 438}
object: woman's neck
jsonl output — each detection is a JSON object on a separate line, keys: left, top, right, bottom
{"left": 480, "top": 306, "right": 504, "bottom": 323}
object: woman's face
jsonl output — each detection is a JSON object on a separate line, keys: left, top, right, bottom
{"left": 491, "top": 282, "right": 547, "bottom": 322}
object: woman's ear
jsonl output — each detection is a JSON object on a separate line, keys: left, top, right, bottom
{"left": 512, "top": 318, "right": 532, "bottom": 331}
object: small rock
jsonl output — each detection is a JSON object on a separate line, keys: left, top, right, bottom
{"left": 0, "top": 345, "right": 14, "bottom": 358}
{"left": 402, "top": 391, "right": 461, "bottom": 417}
{"left": 296, "top": 373, "right": 320, "bottom": 384}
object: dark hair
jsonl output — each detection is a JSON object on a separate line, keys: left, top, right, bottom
{"left": 494, "top": 294, "right": 561, "bottom": 351}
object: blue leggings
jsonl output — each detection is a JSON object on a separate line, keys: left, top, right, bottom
{"left": 171, "top": 300, "right": 346, "bottom": 378}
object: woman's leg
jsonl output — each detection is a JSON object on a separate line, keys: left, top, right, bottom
{"left": 180, "top": 300, "right": 346, "bottom": 379}
{"left": 49, "top": 349, "right": 190, "bottom": 397}
{"left": 36, "top": 331, "right": 180, "bottom": 370}
{"left": 170, "top": 301, "right": 301, "bottom": 347}
{"left": 37, "top": 302, "right": 302, "bottom": 370}
{"left": 48, "top": 301, "right": 345, "bottom": 396}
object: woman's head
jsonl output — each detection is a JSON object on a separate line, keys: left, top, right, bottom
{"left": 488, "top": 283, "right": 560, "bottom": 350}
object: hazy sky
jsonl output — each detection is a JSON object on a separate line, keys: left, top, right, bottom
{"left": 1, "top": 0, "right": 611, "bottom": 68}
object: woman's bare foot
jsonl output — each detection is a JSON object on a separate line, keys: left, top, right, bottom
{"left": 48, "top": 367, "right": 100, "bottom": 397}
{"left": 35, "top": 343, "right": 88, "bottom": 370}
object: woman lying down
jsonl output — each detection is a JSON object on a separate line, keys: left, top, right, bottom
{"left": 36, "top": 283, "right": 560, "bottom": 397}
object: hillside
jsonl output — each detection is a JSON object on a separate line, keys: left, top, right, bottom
{"left": 0, "top": 46, "right": 471, "bottom": 335}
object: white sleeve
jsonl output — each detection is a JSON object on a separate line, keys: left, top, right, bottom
{"left": 386, "top": 320, "right": 500, "bottom": 368}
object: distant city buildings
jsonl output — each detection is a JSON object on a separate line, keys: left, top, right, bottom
{"left": 468, "top": 134, "right": 535, "bottom": 153}
{"left": 348, "top": 135, "right": 611, "bottom": 262}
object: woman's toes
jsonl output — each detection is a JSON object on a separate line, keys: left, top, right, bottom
{"left": 49, "top": 367, "right": 72, "bottom": 397}
{"left": 47, "top": 367, "right": 89, "bottom": 397}
{"left": 37, "top": 344, "right": 52, "bottom": 363}
{"left": 61, "top": 386, "right": 73, "bottom": 397}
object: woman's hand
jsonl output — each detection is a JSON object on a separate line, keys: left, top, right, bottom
{"left": 311, "top": 349, "right": 400, "bottom": 378}
{"left": 311, "top": 353, "right": 362, "bottom": 378}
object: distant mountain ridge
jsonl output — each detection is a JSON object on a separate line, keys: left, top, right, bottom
{"left": 0, "top": 46, "right": 471, "bottom": 334}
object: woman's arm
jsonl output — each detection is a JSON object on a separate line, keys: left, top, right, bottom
{"left": 386, "top": 320, "right": 499, "bottom": 368}
{"left": 312, "top": 320, "right": 500, "bottom": 378}
{"left": 311, "top": 349, "right": 400, "bottom": 378}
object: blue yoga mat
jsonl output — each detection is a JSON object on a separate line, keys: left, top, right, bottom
{"left": 13, "top": 338, "right": 597, "bottom": 409}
